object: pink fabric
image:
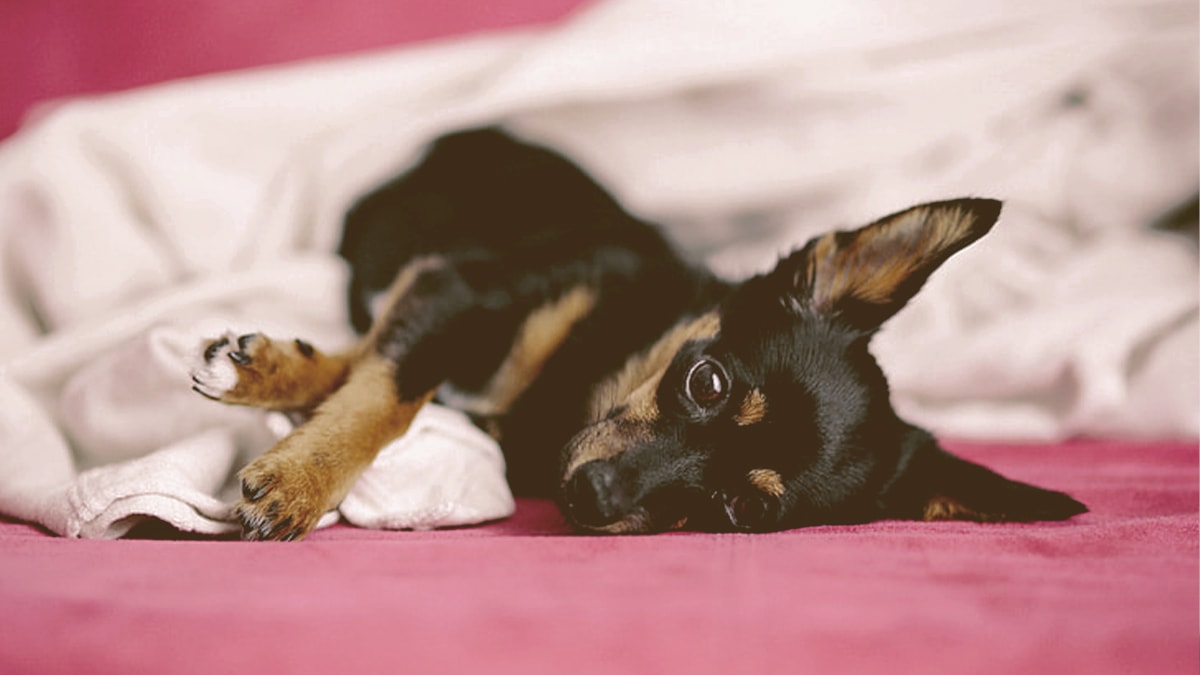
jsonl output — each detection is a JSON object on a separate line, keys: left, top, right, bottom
{"left": 0, "top": 0, "right": 589, "bottom": 139}
{"left": 0, "top": 439, "right": 1195, "bottom": 674}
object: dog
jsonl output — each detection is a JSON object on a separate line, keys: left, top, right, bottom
{"left": 191, "top": 127, "right": 1087, "bottom": 541}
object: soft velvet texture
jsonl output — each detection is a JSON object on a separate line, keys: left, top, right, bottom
{"left": 1, "top": 440, "right": 1196, "bottom": 674}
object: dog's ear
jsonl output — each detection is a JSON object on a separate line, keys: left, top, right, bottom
{"left": 891, "top": 442, "right": 1088, "bottom": 523}
{"left": 772, "top": 198, "right": 1001, "bottom": 331}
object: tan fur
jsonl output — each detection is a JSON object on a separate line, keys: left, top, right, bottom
{"left": 746, "top": 468, "right": 785, "bottom": 498}
{"left": 560, "top": 413, "right": 654, "bottom": 479}
{"left": 212, "top": 256, "right": 460, "bottom": 540}
{"left": 235, "top": 354, "right": 436, "bottom": 540}
{"left": 806, "top": 204, "right": 979, "bottom": 311}
{"left": 442, "top": 286, "right": 596, "bottom": 417}
{"left": 734, "top": 388, "right": 768, "bottom": 426}
{"left": 579, "top": 509, "right": 689, "bottom": 535}
{"left": 363, "top": 255, "right": 446, "bottom": 349}
{"left": 564, "top": 312, "right": 721, "bottom": 479}
{"left": 217, "top": 336, "right": 350, "bottom": 412}
{"left": 922, "top": 496, "right": 995, "bottom": 522}
{"left": 585, "top": 311, "right": 721, "bottom": 423}
{"left": 587, "top": 510, "right": 653, "bottom": 534}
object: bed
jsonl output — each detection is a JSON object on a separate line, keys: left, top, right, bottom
{"left": 1, "top": 1, "right": 1196, "bottom": 673}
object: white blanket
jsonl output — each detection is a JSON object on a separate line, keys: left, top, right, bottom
{"left": 0, "top": 0, "right": 1195, "bottom": 538}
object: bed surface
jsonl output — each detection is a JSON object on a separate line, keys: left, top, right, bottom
{"left": 2, "top": 439, "right": 1196, "bottom": 675}
{"left": 2, "top": 2, "right": 1195, "bottom": 673}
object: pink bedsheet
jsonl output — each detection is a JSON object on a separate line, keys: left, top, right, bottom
{"left": 1, "top": 440, "right": 1195, "bottom": 674}
{"left": 1, "top": 0, "right": 588, "bottom": 139}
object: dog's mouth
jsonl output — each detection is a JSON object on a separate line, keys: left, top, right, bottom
{"left": 568, "top": 508, "right": 692, "bottom": 535}
{"left": 569, "top": 507, "right": 691, "bottom": 535}
{"left": 564, "top": 488, "right": 780, "bottom": 534}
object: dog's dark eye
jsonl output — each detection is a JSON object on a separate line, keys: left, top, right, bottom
{"left": 685, "top": 359, "right": 729, "bottom": 408}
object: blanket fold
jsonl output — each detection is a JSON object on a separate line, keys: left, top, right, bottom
{"left": 0, "top": 0, "right": 1194, "bottom": 537}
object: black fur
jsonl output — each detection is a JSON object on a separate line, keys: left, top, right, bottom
{"left": 338, "top": 127, "right": 1087, "bottom": 533}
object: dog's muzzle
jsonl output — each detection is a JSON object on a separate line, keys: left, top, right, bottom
{"left": 561, "top": 460, "right": 700, "bottom": 534}
{"left": 562, "top": 460, "right": 636, "bottom": 530}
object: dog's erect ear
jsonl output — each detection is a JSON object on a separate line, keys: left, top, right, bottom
{"left": 892, "top": 444, "right": 1088, "bottom": 523}
{"left": 772, "top": 198, "right": 1001, "bottom": 331}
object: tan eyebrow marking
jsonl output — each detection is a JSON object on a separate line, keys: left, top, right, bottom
{"left": 734, "top": 388, "right": 768, "bottom": 426}
{"left": 923, "top": 496, "right": 995, "bottom": 522}
{"left": 747, "top": 469, "right": 785, "bottom": 497}
{"left": 585, "top": 310, "right": 721, "bottom": 423}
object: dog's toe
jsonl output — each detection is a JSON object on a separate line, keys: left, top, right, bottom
{"left": 203, "top": 337, "right": 230, "bottom": 363}
{"left": 234, "top": 457, "right": 328, "bottom": 542}
{"left": 241, "top": 476, "right": 271, "bottom": 502}
{"left": 191, "top": 333, "right": 242, "bottom": 400}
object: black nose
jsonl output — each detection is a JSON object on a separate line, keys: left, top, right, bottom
{"left": 564, "top": 461, "right": 633, "bottom": 528}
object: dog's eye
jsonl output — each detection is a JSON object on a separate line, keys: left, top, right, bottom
{"left": 685, "top": 359, "right": 729, "bottom": 408}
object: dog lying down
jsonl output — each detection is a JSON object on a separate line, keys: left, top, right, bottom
{"left": 191, "top": 128, "right": 1087, "bottom": 541}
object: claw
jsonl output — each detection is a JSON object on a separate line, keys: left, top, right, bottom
{"left": 267, "top": 516, "right": 293, "bottom": 539}
{"left": 294, "top": 339, "right": 314, "bottom": 359}
{"left": 229, "top": 351, "right": 251, "bottom": 366}
{"left": 242, "top": 480, "right": 269, "bottom": 502}
{"left": 237, "top": 334, "right": 257, "bottom": 351}
{"left": 236, "top": 508, "right": 263, "bottom": 541}
{"left": 204, "top": 337, "right": 229, "bottom": 362}
{"left": 191, "top": 385, "right": 220, "bottom": 401}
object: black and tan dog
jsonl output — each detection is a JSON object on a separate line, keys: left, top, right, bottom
{"left": 191, "top": 128, "right": 1086, "bottom": 541}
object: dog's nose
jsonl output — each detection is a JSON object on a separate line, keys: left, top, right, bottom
{"left": 564, "top": 460, "right": 633, "bottom": 528}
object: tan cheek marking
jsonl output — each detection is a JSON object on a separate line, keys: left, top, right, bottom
{"left": 922, "top": 496, "right": 994, "bottom": 522}
{"left": 568, "top": 311, "right": 723, "bottom": 482}
{"left": 734, "top": 388, "right": 768, "bottom": 426}
{"left": 562, "top": 415, "right": 651, "bottom": 478}
{"left": 583, "top": 510, "right": 653, "bottom": 534}
{"left": 747, "top": 469, "right": 785, "bottom": 498}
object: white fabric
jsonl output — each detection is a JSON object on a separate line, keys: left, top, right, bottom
{"left": 0, "top": 0, "right": 1194, "bottom": 537}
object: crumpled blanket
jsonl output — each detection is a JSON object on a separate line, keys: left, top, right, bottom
{"left": 0, "top": 0, "right": 1194, "bottom": 538}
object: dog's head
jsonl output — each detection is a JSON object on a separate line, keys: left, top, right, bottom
{"left": 560, "top": 198, "right": 1086, "bottom": 533}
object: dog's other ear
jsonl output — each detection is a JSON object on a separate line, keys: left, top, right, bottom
{"left": 773, "top": 198, "right": 1001, "bottom": 331}
{"left": 889, "top": 439, "right": 1088, "bottom": 523}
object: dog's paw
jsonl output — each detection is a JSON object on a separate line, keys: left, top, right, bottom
{"left": 234, "top": 451, "right": 331, "bottom": 542}
{"left": 190, "top": 332, "right": 254, "bottom": 401}
{"left": 191, "top": 332, "right": 326, "bottom": 409}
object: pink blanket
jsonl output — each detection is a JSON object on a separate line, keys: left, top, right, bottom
{"left": 1, "top": 439, "right": 1196, "bottom": 674}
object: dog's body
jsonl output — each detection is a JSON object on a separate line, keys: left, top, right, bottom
{"left": 191, "top": 128, "right": 1086, "bottom": 541}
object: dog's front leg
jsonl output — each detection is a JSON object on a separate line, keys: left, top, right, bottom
{"left": 233, "top": 353, "right": 434, "bottom": 541}
{"left": 192, "top": 332, "right": 351, "bottom": 414}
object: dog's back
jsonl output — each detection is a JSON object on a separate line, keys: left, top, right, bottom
{"left": 338, "top": 128, "right": 726, "bottom": 494}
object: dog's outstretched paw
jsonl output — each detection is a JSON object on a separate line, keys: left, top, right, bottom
{"left": 191, "top": 332, "right": 257, "bottom": 401}
{"left": 234, "top": 451, "right": 329, "bottom": 542}
{"left": 191, "top": 332, "right": 331, "bottom": 410}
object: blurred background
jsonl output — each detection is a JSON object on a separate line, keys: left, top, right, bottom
{"left": 0, "top": 0, "right": 1195, "bottom": 482}
{"left": 0, "top": 0, "right": 590, "bottom": 140}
